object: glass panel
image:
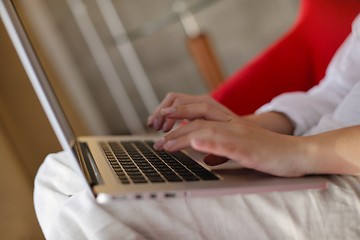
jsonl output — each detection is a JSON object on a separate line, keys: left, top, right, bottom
{"left": 110, "top": 0, "right": 219, "bottom": 43}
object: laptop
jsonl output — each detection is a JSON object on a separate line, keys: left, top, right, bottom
{"left": 0, "top": 0, "right": 328, "bottom": 203}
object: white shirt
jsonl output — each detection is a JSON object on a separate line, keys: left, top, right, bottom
{"left": 257, "top": 14, "right": 360, "bottom": 136}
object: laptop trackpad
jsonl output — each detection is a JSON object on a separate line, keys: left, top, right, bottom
{"left": 207, "top": 159, "right": 243, "bottom": 170}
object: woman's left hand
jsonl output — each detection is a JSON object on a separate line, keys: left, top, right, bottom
{"left": 147, "top": 93, "right": 237, "bottom": 132}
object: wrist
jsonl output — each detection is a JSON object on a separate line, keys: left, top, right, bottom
{"left": 294, "top": 136, "right": 320, "bottom": 175}
{"left": 277, "top": 135, "right": 316, "bottom": 176}
{"left": 299, "top": 133, "right": 359, "bottom": 175}
{"left": 242, "top": 112, "right": 294, "bottom": 135}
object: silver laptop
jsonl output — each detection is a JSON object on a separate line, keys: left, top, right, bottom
{"left": 0, "top": 0, "right": 328, "bottom": 203}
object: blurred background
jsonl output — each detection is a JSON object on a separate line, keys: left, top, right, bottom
{"left": 0, "top": 0, "right": 298, "bottom": 238}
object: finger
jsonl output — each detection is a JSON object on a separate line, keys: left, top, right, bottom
{"left": 163, "top": 119, "right": 214, "bottom": 144}
{"left": 154, "top": 135, "right": 190, "bottom": 152}
{"left": 149, "top": 93, "right": 205, "bottom": 130}
{"left": 162, "top": 134, "right": 192, "bottom": 152}
{"left": 203, "top": 154, "right": 229, "bottom": 166}
{"left": 154, "top": 120, "right": 209, "bottom": 150}
{"left": 148, "top": 93, "right": 217, "bottom": 129}
{"left": 162, "top": 122, "right": 231, "bottom": 152}
{"left": 147, "top": 92, "right": 185, "bottom": 128}
{"left": 162, "top": 118, "right": 177, "bottom": 132}
{"left": 189, "top": 129, "right": 250, "bottom": 167}
{"left": 160, "top": 103, "right": 232, "bottom": 122}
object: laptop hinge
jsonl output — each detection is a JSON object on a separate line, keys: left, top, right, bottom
{"left": 74, "top": 142, "right": 103, "bottom": 186}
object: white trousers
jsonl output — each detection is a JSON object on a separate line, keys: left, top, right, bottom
{"left": 34, "top": 152, "right": 360, "bottom": 240}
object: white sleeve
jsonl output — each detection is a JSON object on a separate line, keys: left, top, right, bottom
{"left": 257, "top": 16, "right": 360, "bottom": 135}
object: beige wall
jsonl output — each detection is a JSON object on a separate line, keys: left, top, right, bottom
{"left": 0, "top": 19, "right": 62, "bottom": 179}
{"left": 0, "top": 18, "right": 60, "bottom": 239}
{"left": 0, "top": 121, "right": 44, "bottom": 239}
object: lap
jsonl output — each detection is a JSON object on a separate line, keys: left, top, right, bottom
{"left": 34, "top": 152, "right": 360, "bottom": 240}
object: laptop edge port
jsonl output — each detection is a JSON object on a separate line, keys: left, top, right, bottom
{"left": 164, "top": 192, "right": 176, "bottom": 198}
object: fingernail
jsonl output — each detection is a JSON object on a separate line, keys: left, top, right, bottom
{"left": 162, "top": 119, "right": 174, "bottom": 132}
{"left": 153, "top": 118, "right": 161, "bottom": 130}
{"left": 160, "top": 107, "right": 176, "bottom": 116}
{"left": 164, "top": 140, "right": 177, "bottom": 151}
{"left": 162, "top": 123, "right": 169, "bottom": 132}
{"left": 147, "top": 116, "right": 153, "bottom": 126}
{"left": 154, "top": 138, "right": 166, "bottom": 150}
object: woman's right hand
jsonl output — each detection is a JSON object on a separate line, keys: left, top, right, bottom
{"left": 153, "top": 114, "right": 310, "bottom": 177}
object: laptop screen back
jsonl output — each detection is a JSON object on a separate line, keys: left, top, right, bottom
{"left": 0, "top": 0, "right": 77, "bottom": 153}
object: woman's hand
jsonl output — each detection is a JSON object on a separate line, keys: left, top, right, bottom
{"left": 154, "top": 118, "right": 310, "bottom": 177}
{"left": 147, "top": 92, "right": 237, "bottom": 132}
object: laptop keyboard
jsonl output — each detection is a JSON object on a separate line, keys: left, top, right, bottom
{"left": 100, "top": 141, "right": 219, "bottom": 184}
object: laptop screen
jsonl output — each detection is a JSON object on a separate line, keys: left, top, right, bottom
{"left": 0, "top": 0, "right": 77, "bottom": 152}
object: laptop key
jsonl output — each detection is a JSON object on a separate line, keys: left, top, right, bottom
{"left": 148, "top": 176, "right": 165, "bottom": 183}
{"left": 132, "top": 178, "right": 148, "bottom": 184}
{"left": 164, "top": 175, "right": 182, "bottom": 182}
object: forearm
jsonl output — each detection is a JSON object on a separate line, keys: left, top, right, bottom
{"left": 242, "top": 112, "right": 295, "bottom": 135}
{"left": 301, "top": 125, "right": 360, "bottom": 175}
